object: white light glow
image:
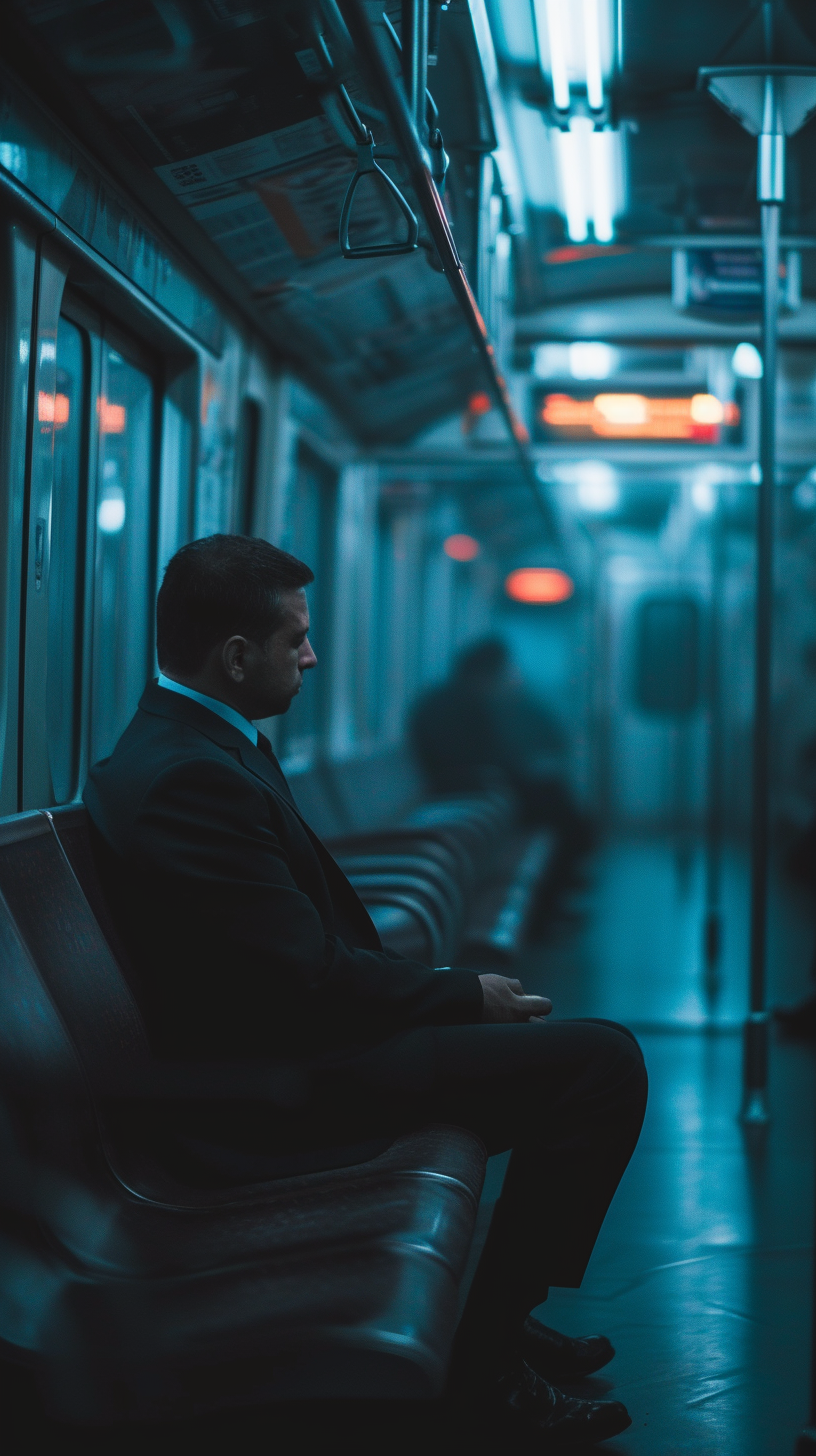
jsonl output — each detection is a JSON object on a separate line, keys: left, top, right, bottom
{"left": 583, "top": 0, "right": 604, "bottom": 109}
{"left": 594, "top": 393, "right": 648, "bottom": 424}
{"left": 98, "top": 491, "right": 126, "bottom": 534}
{"left": 732, "top": 341, "right": 763, "bottom": 378}
{"left": 690, "top": 393, "right": 725, "bottom": 424}
{"left": 540, "top": 0, "right": 570, "bottom": 110}
{"left": 691, "top": 477, "right": 717, "bottom": 514}
{"left": 556, "top": 119, "right": 589, "bottom": 241}
{"left": 794, "top": 479, "right": 816, "bottom": 510}
{"left": 554, "top": 119, "right": 623, "bottom": 244}
{"left": 575, "top": 461, "right": 619, "bottom": 512}
{"left": 569, "top": 341, "right": 617, "bottom": 378}
{"left": 589, "top": 127, "right": 615, "bottom": 240}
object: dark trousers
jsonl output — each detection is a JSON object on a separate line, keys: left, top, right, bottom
{"left": 175, "top": 1017, "right": 647, "bottom": 1347}
{"left": 310, "top": 1017, "right": 647, "bottom": 1346}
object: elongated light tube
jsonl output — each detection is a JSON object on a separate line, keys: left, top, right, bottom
{"left": 582, "top": 0, "right": 604, "bottom": 110}
{"left": 589, "top": 127, "right": 614, "bottom": 241}
{"left": 535, "top": 0, "right": 570, "bottom": 111}
{"left": 557, "top": 119, "right": 590, "bottom": 241}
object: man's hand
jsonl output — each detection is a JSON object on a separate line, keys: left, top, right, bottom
{"left": 479, "top": 974, "right": 552, "bottom": 1024}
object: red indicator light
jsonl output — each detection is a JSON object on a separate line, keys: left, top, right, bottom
{"left": 444, "top": 533, "right": 480, "bottom": 562}
{"left": 467, "top": 391, "right": 492, "bottom": 416}
{"left": 505, "top": 567, "right": 574, "bottom": 604}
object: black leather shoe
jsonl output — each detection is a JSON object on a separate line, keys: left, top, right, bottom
{"left": 497, "top": 1357, "right": 631, "bottom": 1448}
{"left": 522, "top": 1315, "right": 615, "bottom": 1380}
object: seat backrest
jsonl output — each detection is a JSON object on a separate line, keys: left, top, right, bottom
{"left": 47, "top": 804, "right": 144, "bottom": 1004}
{"left": 328, "top": 747, "right": 423, "bottom": 833}
{"left": 0, "top": 811, "right": 151, "bottom": 1093}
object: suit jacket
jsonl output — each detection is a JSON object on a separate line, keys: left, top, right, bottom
{"left": 83, "top": 682, "right": 483, "bottom": 1064}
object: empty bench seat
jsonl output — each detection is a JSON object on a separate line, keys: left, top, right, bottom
{"left": 0, "top": 808, "right": 486, "bottom": 1423}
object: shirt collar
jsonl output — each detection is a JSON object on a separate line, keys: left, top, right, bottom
{"left": 157, "top": 674, "right": 259, "bottom": 747}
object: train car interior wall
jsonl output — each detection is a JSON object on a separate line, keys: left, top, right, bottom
{"left": 0, "top": 1, "right": 815, "bottom": 1453}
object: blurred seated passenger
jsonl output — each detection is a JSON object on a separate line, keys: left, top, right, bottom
{"left": 83, "top": 536, "right": 644, "bottom": 1446}
{"left": 410, "top": 637, "right": 593, "bottom": 852}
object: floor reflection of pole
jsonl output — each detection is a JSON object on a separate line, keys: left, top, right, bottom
{"left": 703, "top": 502, "right": 725, "bottom": 1005}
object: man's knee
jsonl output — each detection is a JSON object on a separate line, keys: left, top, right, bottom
{"left": 574, "top": 1020, "right": 648, "bottom": 1111}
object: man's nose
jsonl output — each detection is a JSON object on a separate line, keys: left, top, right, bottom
{"left": 301, "top": 638, "right": 317, "bottom": 669}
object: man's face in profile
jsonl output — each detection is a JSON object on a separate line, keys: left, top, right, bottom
{"left": 251, "top": 587, "right": 317, "bottom": 717}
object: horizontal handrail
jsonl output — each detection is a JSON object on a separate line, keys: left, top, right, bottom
{"left": 337, "top": 0, "right": 555, "bottom": 535}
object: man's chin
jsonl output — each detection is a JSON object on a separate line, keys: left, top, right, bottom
{"left": 267, "top": 692, "right": 298, "bottom": 717}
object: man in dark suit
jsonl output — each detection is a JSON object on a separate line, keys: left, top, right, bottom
{"left": 84, "top": 535, "right": 646, "bottom": 1447}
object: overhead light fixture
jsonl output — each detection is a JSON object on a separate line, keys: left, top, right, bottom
{"left": 535, "top": 0, "right": 570, "bottom": 111}
{"left": 582, "top": 0, "right": 604, "bottom": 110}
{"left": 533, "top": 0, "right": 613, "bottom": 113}
{"left": 569, "top": 341, "right": 617, "bottom": 379}
{"left": 589, "top": 127, "right": 615, "bottom": 240}
{"left": 554, "top": 118, "right": 624, "bottom": 243}
{"left": 555, "top": 118, "right": 590, "bottom": 241}
{"left": 443, "top": 533, "right": 480, "bottom": 561}
{"left": 732, "top": 341, "right": 763, "bottom": 378}
{"left": 575, "top": 461, "right": 619, "bottom": 512}
{"left": 505, "top": 567, "right": 575, "bottom": 603}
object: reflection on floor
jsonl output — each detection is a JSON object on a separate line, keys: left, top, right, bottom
{"left": 3, "top": 835, "right": 814, "bottom": 1454}
{"left": 516, "top": 834, "right": 815, "bottom": 1455}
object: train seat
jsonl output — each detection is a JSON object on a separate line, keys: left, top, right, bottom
{"left": 0, "top": 808, "right": 486, "bottom": 1422}
{"left": 289, "top": 750, "right": 551, "bottom": 966}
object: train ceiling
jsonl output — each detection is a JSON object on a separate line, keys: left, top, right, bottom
{"left": 7, "top": 1, "right": 816, "bottom": 447}
{"left": 9, "top": 0, "right": 497, "bottom": 445}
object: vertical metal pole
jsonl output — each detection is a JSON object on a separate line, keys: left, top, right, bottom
{"left": 742, "top": 84, "right": 782, "bottom": 1119}
{"left": 401, "top": 1, "right": 428, "bottom": 140}
{"left": 704, "top": 502, "right": 725, "bottom": 1004}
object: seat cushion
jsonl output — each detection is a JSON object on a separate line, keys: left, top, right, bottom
{"left": 41, "top": 1125, "right": 487, "bottom": 1420}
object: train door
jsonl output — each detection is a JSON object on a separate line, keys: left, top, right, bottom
{"left": 20, "top": 279, "right": 160, "bottom": 808}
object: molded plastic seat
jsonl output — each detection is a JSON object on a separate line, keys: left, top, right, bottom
{"left": 0, "top": 807, "right": 486, "bottom": 1423}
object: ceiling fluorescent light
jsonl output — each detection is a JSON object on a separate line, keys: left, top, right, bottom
{"left": 535, "top": 0, "right": 570, "bottom": 111}
{"left": 556, "top": 120, "right": 589, "bottom": 240}
{"left": 589, "top": 127, "right": 615, "bottom": 241}
{"left": 582, "top": 0, "right": 604, "bottom": 110}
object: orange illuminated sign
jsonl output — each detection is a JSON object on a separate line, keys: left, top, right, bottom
{"left": 97, "top": 397, "right": 126, "bottom": 434}
{"left": 505, "top": 567, "right": 574, "bottom": 604}
{"left": 444, "top": 533, "right": 480, "bottom": 562}
{"left": 539, "top": 392, "right": 739, "bottom": 442}
{"left": 37, "top": 391, "right": 70, "bottom": 426}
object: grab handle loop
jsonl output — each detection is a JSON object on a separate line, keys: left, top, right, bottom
{"left": 339, "top": 130, "right": 419, "bottom": 259}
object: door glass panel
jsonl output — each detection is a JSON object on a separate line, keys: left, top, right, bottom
{"left": 46, "top": 315, "right": 86, "bottom": 803}
{"left": 91, "top": 342, "right": 155, "bottom": 762}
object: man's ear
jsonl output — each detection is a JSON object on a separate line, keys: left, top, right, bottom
{"left": 222, "top": 635, "right": 248, "bottom": 681}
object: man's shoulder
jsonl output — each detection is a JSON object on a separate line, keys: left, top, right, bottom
{"left": 84, "top": 706, "right": 254, "bottom": 823}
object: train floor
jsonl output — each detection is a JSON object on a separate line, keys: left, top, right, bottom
{"left": 3, "top": 834, "right": 815, "bottom": 1455}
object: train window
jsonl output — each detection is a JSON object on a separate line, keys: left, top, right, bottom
{"left": 277, "top": 445, "right": 336, "bottom": 764}
{"left": 232, "top": 397, "right": 260, "bottom": 536}
{"left": 90, "top": 337, "right": 156, "bottom": 762}
{"left": 45, "top": 315, "right": 88, "bottom": 804}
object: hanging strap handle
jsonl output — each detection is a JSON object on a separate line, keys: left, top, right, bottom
{"left": 339, "top": 129, "right": 419, "bottom": 258}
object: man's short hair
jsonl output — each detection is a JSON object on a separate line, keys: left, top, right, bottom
{"left": 157, "top": 535, "right": 314, "bottom": 674}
